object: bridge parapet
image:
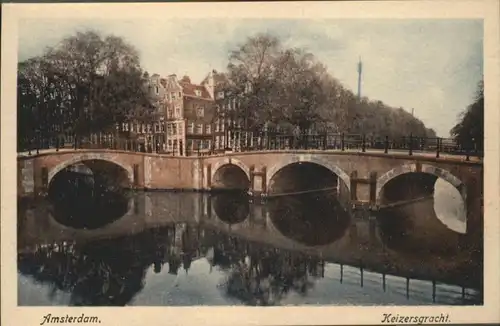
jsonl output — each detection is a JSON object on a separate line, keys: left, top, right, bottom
{"left": 17, "top": 149, "right": 482, "bottom": 238}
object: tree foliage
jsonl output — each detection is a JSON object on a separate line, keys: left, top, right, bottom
{"left": 17, "top": 30, "right": 154, "bottom": 150}
{"left": 224, "top": 33, "right": 437, "bottom": 138}
{"left": 450, "top": 80, "right": 484, "bottom": 151}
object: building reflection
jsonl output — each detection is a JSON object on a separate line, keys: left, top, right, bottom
{"left": 17, "top": 191, "right": 483, "bottom": 306}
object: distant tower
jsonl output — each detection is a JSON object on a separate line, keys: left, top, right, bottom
{"left": 357, "top": 57, "right": 363, "bottom": 100}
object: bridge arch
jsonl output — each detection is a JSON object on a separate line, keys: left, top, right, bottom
{"left": 48, "top": 153, "right": 134, "bottom": 185}
{"left": 376, "top": 163, "right": 468, "bottom": 234}
{"left": 266, "top": 155, "right": 351, "bottom": 194}
{"left": 210, "top": 157, "right": 251, "bottom": 191}
{"left": 375, "top": 163, "right": 466, "bottom": 205}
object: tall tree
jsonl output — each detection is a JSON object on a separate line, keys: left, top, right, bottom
{"left": 226, "top": 34, "right": 283, "bottom": 130}
{"left": 224, "top": 33, "right": 436, "bottom": 139}
{"left": 17, "top": 30, "right": 154, "bottom": 150}
{"left": 450, "top": 80, "right": 484, "bottom": 152}
{"left": 274, "top": 49, "right": 329, "bottom": 133}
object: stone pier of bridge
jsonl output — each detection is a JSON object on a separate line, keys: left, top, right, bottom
{"left": 17, "top": 149, "right": 483, "bottom": 241}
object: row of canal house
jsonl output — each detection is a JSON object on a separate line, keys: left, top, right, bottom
{"left": 116, "top": 70, "right": 255, "bottom": 156}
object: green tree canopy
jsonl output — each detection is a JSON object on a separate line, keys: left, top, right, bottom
{"left": 450, "top": 80, "right": 484, "bottom": 152}
{"left": 223, "top": 33, "right": 437, "bottom": 139}
{"left": 17, "top": 30, "right": 154, "bottom": 150}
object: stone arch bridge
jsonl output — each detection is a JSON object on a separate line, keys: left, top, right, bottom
{"left": 18, "top": 149, "right": 483, "bottom": 236}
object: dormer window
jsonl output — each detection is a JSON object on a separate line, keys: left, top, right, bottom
{"left": 195, "top": 90, "right": 202, "bottom": 97}
{"left": 155, "top": 86, "right": 159, "bottom": 94}
{"left": 216, "top": 91, "right": 224, "bottom": 99}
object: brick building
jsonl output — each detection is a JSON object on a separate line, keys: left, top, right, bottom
{"left": 128, "top": 72, "right": 217, "bottom": 155}
{"left": 119, "top": 70, "right": 255, "bottom": 156}
{"left": 179, "top": 74, "right": 216, "bottom": 155}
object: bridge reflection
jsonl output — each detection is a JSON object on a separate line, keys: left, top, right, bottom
{"left": 17, "top": 191, "right": 482, "bottom": 306}
{"left": 47, "top": 163, "right": 131, "bottom": 229}
{"left": 266, "top": 192, "right": 351, "bottom": 246}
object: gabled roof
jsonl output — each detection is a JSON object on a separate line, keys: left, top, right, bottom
{"left": 180, "top": 78, "right": 213, "bottom": 101}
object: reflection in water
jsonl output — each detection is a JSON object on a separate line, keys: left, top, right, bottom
{"left": 268, "top": 192, "right": 351, "bottom": 246}
{"left": 433, "top": 178, "right": 467, "bottom": 233}
{"left": 17, "top": 190, "right": 483, "bottom": 306}
{"left": 50, "top": 192, "right": 130, "bottom": 229}
{"left": 48, "top": 169, "right": 130, "bottom": 229}
{"left": 18, "top": 229, "right": 162, "bottom": 306}
{"left": 211, "top": 191, "right": 250, "bottom": 224}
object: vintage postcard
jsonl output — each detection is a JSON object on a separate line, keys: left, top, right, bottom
{"left": 1, "top": 1, "right": 499, "bottom": 325}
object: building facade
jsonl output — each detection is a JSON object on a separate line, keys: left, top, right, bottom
{"left": 212, "top": 72, "right": 255, "bottom": 152}
{"left": 116, "top": 72, "right": 217, "bottom": 155}
{"left": 180, "top": 74, "right": 216, "bottom": 155}
{"left": 118, "top": 70, "right": 254, "bottom": 156}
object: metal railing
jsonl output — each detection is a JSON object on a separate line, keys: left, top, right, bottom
{"left": 18, "top": 131, "right": 483, "bottom": 161}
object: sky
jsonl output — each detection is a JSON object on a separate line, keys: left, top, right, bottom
{"left": 18, "top": 18, "right": 483, "bottom": 137}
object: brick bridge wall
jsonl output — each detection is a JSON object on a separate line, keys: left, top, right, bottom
{"left": 18, "top": 149, "right": 482, "bottom": 236}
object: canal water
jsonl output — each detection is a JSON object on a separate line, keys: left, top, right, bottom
{"left": 17, "top": 180, "right": 482, "bottom": 306}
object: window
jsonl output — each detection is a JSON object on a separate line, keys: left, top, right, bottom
{"left": 161, "top": 123, "right": 165, "bottom": 132}
{"left": 175, "top": 106, "right": 181, "bottom": 118}
{"left": 187, "top": 139, "right": 193, "bottom": 150}
{"left": 188, "top": 122, "right": 194, "bottom": 134}
{"left": 173, "top": 140, "right": 178, "bottom": 149}
{"left": 171, "top": 92, "right": 176, "bottom": 100}
{"left": 157, "top": 103, "right": 164, "bottom": 113}
{"left": 178, "top": 92, "right": 182, "bottom": 98}
{"left": 177, "top": 122, "right": 183, "bottom": 135}
{"left": 172, "top": 123, "right": 177, "bottom": 135}
{"left": 155, "top": 123, "right": 160, "bottom": 133}
{"left": 216, "top": 91, "right": 224, "bottom": 99}
{"left": 205, "top": 124, "right": 211, "bottom": 134}
{"left": 196, "top": 107, "right": 204, "bottom": 118}
{"left": 195, "top": 90, "right": 201, "bottom": 97}
{"left": 147, "top": 124, "right": 152, "bottom": 133}
{"left": 215, "top": 120, "right": 220, "bottom": 132}
{"left": 245, "top": 82, "right": 252, "bottom": 93}
{"left": 206, "top": 140, "right": 212, "bottom": 150}
{"left": 142, "top": 124, "right": 146, "bottom": 133}
{"left": 167, "top": 108, "right": 173, "bottom": 119}
{"left": 196, "top": 124, "right": 203, "bottom": 134}
{"left": 155, "top": 86, "right": 159, "bottom": 94}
